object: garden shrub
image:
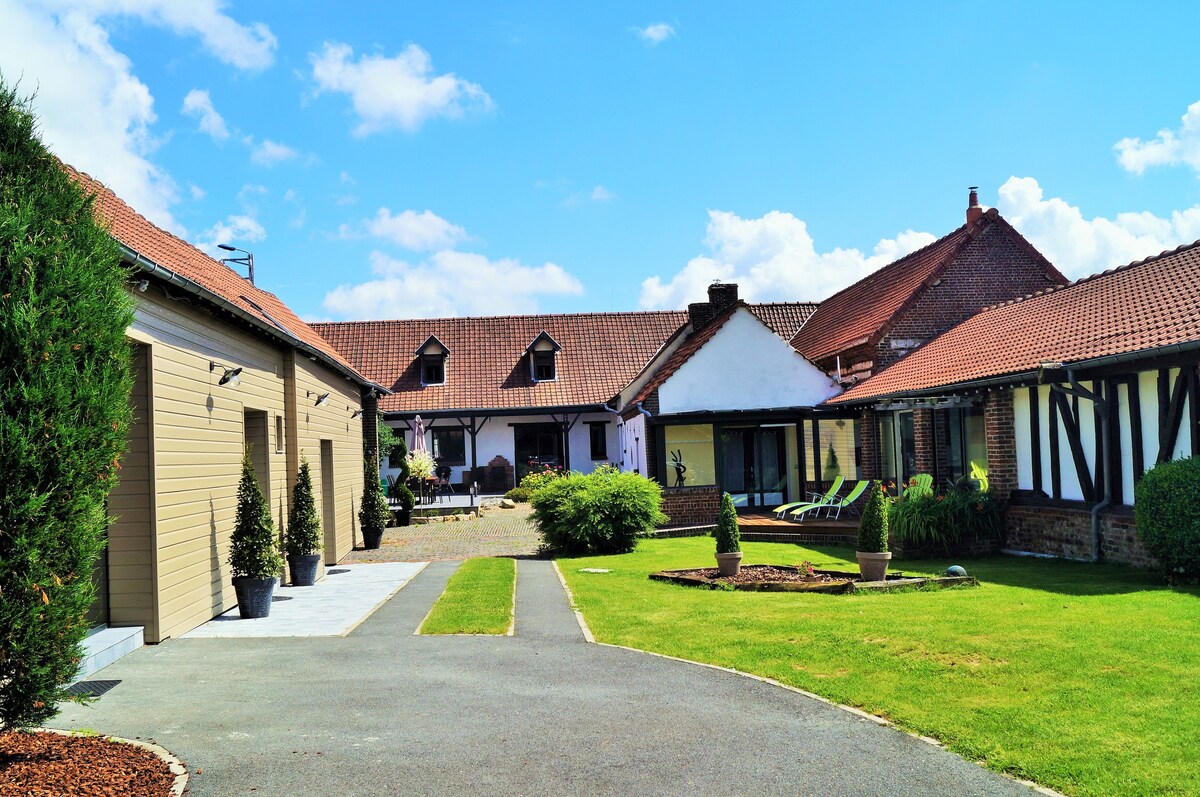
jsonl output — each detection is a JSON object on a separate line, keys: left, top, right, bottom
{"left": 713, "top": 492, "right": 740, "bottom": 554}
{"left": 857, "top": 481, "right": 889, "bottom": 553}
{"left": 531, "top": 467, "right": 667, "bottom": 555}
{"left": 407, "top": 448, "right": 435, "bottom": 480}
{"left": 1135, "top": 456, "right": 1200, "bottom": 583}
{"left": 887, "top": 484, "right": 1000, "bottom": 553}
{"left": 504, "top": 487, "right": 532, "bottom": 503}
{"left": 519, "top": 466, "right": 564, "bottom": 495}
{"left": 388, "top": 434, "right": 415, "bottom": 512}
{"left": 284, "top": 455, "right": 322, "bottom": 557}
{"left": 0, "top": 81, "right": 135, "bottom": 730}
{"left": 358, "top": 457, "right": 392, "bottom": 532}
{"left": 229, "top": 447, "right": 284, "bottom": 580}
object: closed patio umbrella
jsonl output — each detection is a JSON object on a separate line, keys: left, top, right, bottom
{"left": 412, "top": 415, "right": 428, "bottom": 454}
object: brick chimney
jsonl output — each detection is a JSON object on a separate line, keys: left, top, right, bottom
{"left": 966, "top": 186, "right": 983, "bottom": 225}
{"left": 687, "top": 282, "right": 740, "bottom": 329}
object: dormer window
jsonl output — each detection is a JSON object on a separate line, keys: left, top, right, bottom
{"left": 525, "top": 331, "right": 562, "bottom": 382}
{"left": 415, "top": 335, "right": 449, "bottom": 387}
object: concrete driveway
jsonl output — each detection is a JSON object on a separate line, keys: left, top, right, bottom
{"left": 51, "top": 560, "right": 1043, "bottom": 796}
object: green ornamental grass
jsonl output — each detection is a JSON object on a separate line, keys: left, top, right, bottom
{"left": 419, "top": 558, "right": 515, "bottom": 635}
{"left": 561, "top": 538, "right": 1200, "bottom": 797}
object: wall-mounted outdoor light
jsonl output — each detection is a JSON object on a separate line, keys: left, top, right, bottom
{"left": 314, "top": 392, "right": 330, "bottom": 406}
{"left": 210, "top": 361, "right": 242, "bottom": 387}
{"left": 351, "top": 409, "right": 363, "bottom": 419}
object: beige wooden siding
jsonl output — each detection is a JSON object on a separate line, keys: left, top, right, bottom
{"left": 293, "top": 357, "right": 365, "bottom": 563}
{"left": 104, "top": 342, "right": 158, "bottom": 639}
{"left": 131, "top": 292, "right": 289, "bottom": 641}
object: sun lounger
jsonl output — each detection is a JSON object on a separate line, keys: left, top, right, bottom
{"left": 789, "top": 479, "right": 869, "bottom": 521}
{"left": 772, "top": 475, "right": 844, "bottom": 519}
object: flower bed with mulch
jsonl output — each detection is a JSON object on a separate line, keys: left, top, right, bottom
{"left": 649, "top": 564, "right": 977, "bottom": 593}
{"left": 0, "top": 730, "right": 179, "bottom": 797}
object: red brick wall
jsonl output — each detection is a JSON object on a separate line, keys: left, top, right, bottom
{"left": 913, "top": 409, "right": 935, "bottom": 475}
{"left": 659, "top": 486, "right": 721, "bottom": 528}
{"left": 876, "top": 223, "right": 1061, "bottom": 370}
{"left": 1005, "top": 498, "right": 1154, "bottom": 568}
{"left": 984, "top": 390, "right": 1017, "bottom": 504}
{"left": 858, "top": 408, "right": 881, "bottom": 479}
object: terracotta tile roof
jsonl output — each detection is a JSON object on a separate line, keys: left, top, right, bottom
{"left": 67, "top": 165, "right": 371, "bottom": 386}
{"left": 790, "top": 225, "right": 973, "bottom": 362}
{"left": 831, "top": 240, "right": 1200, "bottom": 404}
{"left": 312, "top": 311, "right": 688, "bottom": 414}
{"left": 748, "top": 302, "right": 820, "bottom": 340}
{"left": 789, "top": 211, "right": 1065, "bottom": 364}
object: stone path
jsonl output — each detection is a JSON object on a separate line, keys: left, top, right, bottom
{"left": 52, "top": 558, "right": 1044, "bottom": 796}
{"left": 344, "top": 504, "right": 541, "bottom": 563}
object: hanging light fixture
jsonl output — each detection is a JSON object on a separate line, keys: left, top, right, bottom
{"left": 209, "top": 360, "right": 242, "bottom": 387}
{"left": 314, "top": 392, "right": 330, "bottom": 406}
{"left": 351, "top": 409, "right": 363, "bottom": 419}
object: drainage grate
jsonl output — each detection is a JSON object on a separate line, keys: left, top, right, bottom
{"left": 271, "top": 595, "right": 293, "bottom": 602}
{"left": 67, "top": 679, "right": 121, "bottom": 698}
{"left": 327, "top": 568, "right": 351, "bottom": 575}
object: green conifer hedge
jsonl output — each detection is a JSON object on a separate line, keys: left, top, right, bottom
{"left": 0, "top": 81, "right": 135, "bottom": 729}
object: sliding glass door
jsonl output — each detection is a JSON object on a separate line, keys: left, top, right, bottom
{"left": 719, "top": 426, "right": 787, "bottom": 508}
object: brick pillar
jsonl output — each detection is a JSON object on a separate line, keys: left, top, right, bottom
{"left": 857, "top": 408, "right": 881, "bottom": 479}
{"left": 984, "top": 390, "right": 1017, "bottom": 504}
{"left": 933, "top": 410, "right": 951, "bottom": 482}
{"left": 913, "top": 409, "right": 935, "bottom": 476}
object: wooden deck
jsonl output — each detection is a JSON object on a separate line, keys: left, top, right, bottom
{"left": 736, "top": 512, "right": 858, "bottom": 546}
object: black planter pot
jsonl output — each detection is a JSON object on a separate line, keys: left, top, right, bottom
{"left": 288, "top": 553, "right": 323, "bottom": 586}
{"left": 362, "top": 526, "right": 384, "bottom": 550}
{"left": 232, "top": 576, "right": 278, "bottom": 619}
{"left": 398, "top": 507, "right": 412, "bottom": 527}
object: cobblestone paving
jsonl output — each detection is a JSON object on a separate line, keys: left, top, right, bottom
{"left": 344, "top": 504, "right": 542, "bottom": 563}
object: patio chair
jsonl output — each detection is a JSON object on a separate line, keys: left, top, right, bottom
{"left": 772, "top": 475, "right": 844, "bottom": 519}
{"left": 903, "top": 473, "right": 934, "bottom": 499}
{"left": 788, "top": 479, "right": 870, "bottom": 521}
{"left": 434, "top": 465, "right": 455, "bottom": 501}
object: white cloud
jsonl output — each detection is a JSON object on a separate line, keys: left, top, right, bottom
{"left": 996, "top": 176, "right": 1200, "bottom": 279}
{"left": 1115, "top": 100, "right": 1200, "bottom": 175}
{"left": 0, "top": 1, "right": 277, "bottom": 232}
{"left": 640, "top": 210, "right": 935, "bottom": 309}
{"left": 340, "top": 208, "right": 468, "bottom": 251}
{"left": 181, "top": 88, "right": 228, "bottom": 139}
{"left": 45, "top": 0, "right": 277, "bottom": 70}
{"left": 591, "top": 185, "right": 616, "bottom": 201}
{"left": 195, "top": 213, "right": 266, "bottom": 256}
{"left": 634, "top": 22, "right": 676, "bottom": 44}
{"left": 322, "top": 250, "right": 584, "bottom": 319}
{"left": 188, "top": 182, "right": 205, "bottom": 200}
{"left": 250, "top": 138, "right": 298, "bottom": 166}
{"left": 309, "top": 41, "right": 494, "bottom": 135}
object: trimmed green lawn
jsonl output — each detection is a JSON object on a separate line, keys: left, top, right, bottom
{"left": 418, "top": 557, "right": 515, "bottom": 635}
{"left": 560, "top": 538, "right": 1200, "bottom": 797}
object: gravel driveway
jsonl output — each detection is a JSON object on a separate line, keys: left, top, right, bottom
{"left": 344, "top": 504, "right": 542, "bottom": 563}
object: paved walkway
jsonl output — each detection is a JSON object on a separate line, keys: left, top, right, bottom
{"left": 52, "top": 560, "right": 1041, "bottom": 796}
{"left": 345, "top": 504, "right": 542, "bottom": 563}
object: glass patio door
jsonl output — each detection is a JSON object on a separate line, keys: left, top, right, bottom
{"left": 719, "top": 427, "right": 787, "bottom": 509}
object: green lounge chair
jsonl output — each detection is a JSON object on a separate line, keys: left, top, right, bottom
{"left": 789, "top": 479, "right": 870, "bottom": 521}
{"left": 772, "top": 475, "right": 844, "bottom": 519}
{"left": 903, "top": 473, "right": 934, "bottom": 498}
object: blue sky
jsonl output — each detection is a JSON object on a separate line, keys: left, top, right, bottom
{"left": 4, "top": 1, "right": 1200, "bottom": 321}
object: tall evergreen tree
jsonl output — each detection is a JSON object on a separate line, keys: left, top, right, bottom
{"left": 229, "top": 446, "right": 283, "bottom": 579}
{"left": 0, "top": 79, "right": 135, "bottom": 729}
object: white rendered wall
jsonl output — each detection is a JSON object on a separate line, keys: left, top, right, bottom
{"left": 381, "top": 412, "right": 618, "bottom": 488}
{"left": 621, "top": 413, "right": 647, "bottom": 474}
{"left": 657, "top": 308, "right": 840, "bottom": 414}
{"left": 1014, "top": 389, "right": 1033, "bottom": 490}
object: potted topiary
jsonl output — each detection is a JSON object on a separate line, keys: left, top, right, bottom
{"left": 856, "top": 480, "right": 891, "bottom": 582}
{"left": 359, "top": 457, "right": 391, "bottom": 549}
{"left": 713, "top": 492, "right": 742, "bottom": 576}
{"left": 392, "top": 436, "right": 415, "bottom": 526}
{"left": 284, "top": 455, "right": 323, "bottom": 586}
{"left": 230, "top": 446, "right": 284, "bottom": 618}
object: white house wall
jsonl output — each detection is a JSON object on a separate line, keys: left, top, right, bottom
{"left": 381, "top": 412, "right": 620, "bottom": 489}
{"left": 657, "top": 308, "right": 839, "bottom": 414}
{"left": 620, "top": 413, "right": 647, "bottom": 474}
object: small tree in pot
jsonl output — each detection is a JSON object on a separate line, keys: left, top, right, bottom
{"left": 284, "top": 455, "right": 323, "bottom": 586}
{"left": 856, "top": 480, "right": 891, "bottom": 582}
{"left": 230, "top": 446, "right": 284, "bottom": 618}
{"left": 358, "top": 457, "right": 391, "bottom": 549}
{"left": 391, "top": 436, "right": 415, "bottom": 526}
{"left": 713, "top": 492, "right": 742, "bottom": 576}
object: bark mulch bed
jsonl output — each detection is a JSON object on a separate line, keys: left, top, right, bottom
{"left": 0, "top": 730, "right": 179, "bottom": 797}
{"left": 650, "top": 564, "right": 978, "bottom": 593}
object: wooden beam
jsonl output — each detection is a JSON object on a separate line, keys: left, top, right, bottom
{"left": 1092, "top": 382, "right": 1105, "bottom": 501}
{"left": 1158, "top": 368, "right": 1190, "bottom": 463}
{"left": 1191, "top": 367, "right": 1200, "bottom": 455}
{"left": 1052, "top": 389, "right": 1096, "bottom": 503}
{"left": 1104, "top": 379, "right": 1122, "bottom": 504}
{"left": 1128, "top": 377, "right": 1144, "bottom": 485}
{"left": 1049, "top": 391, "right": 1061, "bottom": 500}
{"left": 1028, "top": 386, "right": 1042, "bottom": 494}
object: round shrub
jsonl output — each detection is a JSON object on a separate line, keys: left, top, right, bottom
{"left": 531, "top": 467, "right": 666, "bottom": 555}
{"left": 504, "top": 487, "right": 532, "bottom": 503}
{"left": 520, "top": 466, "right": 564, "bottom": 495}
{"left": 1135, "top": 456, "right": 1200, "bottom": 583}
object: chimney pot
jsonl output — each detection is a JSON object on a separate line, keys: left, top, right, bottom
{"left": 966, "top": 186, "right": 983, "bottom": 224}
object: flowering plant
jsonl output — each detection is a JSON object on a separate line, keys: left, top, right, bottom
{"left": 406, "top": 449, "right": 436, "bottom": 480}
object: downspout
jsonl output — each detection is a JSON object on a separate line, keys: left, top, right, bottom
{"left": 635, "top": 402, "right": 653, "bottom": 418}
{"left": 1089, "top": 497, "right": 1110, "bottom": 563}
{"left": 1065, "top": 370, "right": 1111, "bottom": 563}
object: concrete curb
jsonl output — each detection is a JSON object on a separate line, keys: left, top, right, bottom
{"left": 39, "top": 727, "right": 189, "bottom": 796}
{"left": 550, "top": 563, "right": 1067, "bottom": 797}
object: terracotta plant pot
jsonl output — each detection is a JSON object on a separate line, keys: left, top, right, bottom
{"left": 856, "top": 551, "right": 893, "bottom": 582}
{"left": 715, "top": 551, "right": 743, "bottom": 577}
{"left": 288, "top": 553, "right": 323, "bottom": 587}
{"left": 232, "top": 576, "right": 278, "bottom": 619}
{"left": 362, "top": 527, "right": 383, "bottom": 550}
